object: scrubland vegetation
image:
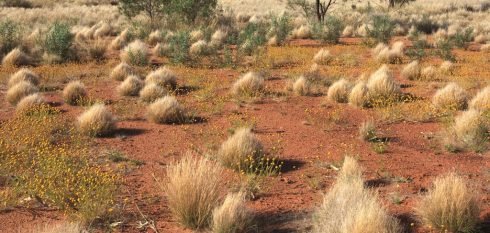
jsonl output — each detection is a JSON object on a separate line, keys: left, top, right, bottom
{"left": 0, "top": 0, "right": 489, "bottom": 232}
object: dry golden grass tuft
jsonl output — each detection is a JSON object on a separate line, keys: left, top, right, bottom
{"left": 110, "top": 62, "right": 134, "bottom": 81}
{"left": 153, "top": 43, "right": 171, "bottom": 57}
{"left": 93, "top": 22, "right": 111, "bottom": 38}
{"left": 432, "top": 83, "right": 468, "bottom": 110}
{"left": 217, "top": 127, "right": 264, "bottom": 170}
{"left": 372, "top": 43, "right": 388, "bottom": 57}
{"left": 444, "top": 109, "right": 488, "bottom": 152}
{"left": 109, "top": 29, "right": 129, "bottom": 50}
{"left": 481, "top": 43, "right": 490, "bottom": 52}
{"left": 327, "top": 79, "right": 351, "bottom": 103}
{"left": 120, "top": 40, "right": 149, "bottom": 66}
{"left": 63, "top": 81, "right": 87, "bottom": 105}
{"left": 401, "top": 60, "right": 421, "bottom": 80}
{"left": 421, "top": 66, "right": 438, "bottom": 80}
{"left": 6, "top": 81, "right": 39, "bottom": 105}
{"left": 117, "top": 75, "right": 143, "bottom": 96}
{"left": 8, "top": 68, "right": 40, "bottom": 88}
{"left": 16, "top": 93, "right": 45, "bottom": 114}
{"left": 165, "top": 155, "right": 222, "bottom": 229}
{"left": 189, "top": 40, "right": 209, "bottom": 57}
{"left": 417, "top": 173, "right": 480, "bottom": 233}
{"left": 78, "top": 103, "right": 116, "bottom": 136}
{"left": 292, "top": 76, "right": 311, "bottom": 96}
{"left": 439, "top": 60, "right": 455, "bottom": 74}
{"left": 210, "top": 29, "right": 227, "bottom": 47}
{"left": 311, "top": 156, "right": 401, "bottom": 233}
{"left": 342, "top": 25, "right": 354, "bottom": 37}
{"left": 2, "top": 48, "right": 31, "bottom": 67}
{"left": 147, "top": 96, "right": 185, "bottom": 124}
{"left": 313, "top": 49, "right": 333, "bottom": 65}
{"left": 231, "top": 72, "right": 265, "bottom": 97}
{"left": 469, "top": 86, "right": 490, "bottom": 110}
{"left": 146, "top": 67, "right": 178, "bottom": 90}
{"left": 139, "top": 83, "right": 168, "bottom": 103}
{"left": 148, "top": 30, "right": 163, "bottom": 46}
{"left": 33, "top": 222, "right": 84, "bottom": 233}
{"left": 211, "top": 192, "right": 254, "bottom": 233}
{"left": 292, "top": 25, "right": 311, "bottom": 39}
{"left": 367, "top": 65, "right": 400, "bottom": 100}
{"left": 337, "top": 156, "right": 363, "bottom": 184}
{"left": 190, "top": 30, "right": 204, "bottom": 42}
{"left": 359, "top": 120, "right": 377, "bottom": 141}
{"left": 349, "top": 80, "right": 369, "bottom": 108}
{"left": 375, "top": 41, "right": 404, "bottom": 64}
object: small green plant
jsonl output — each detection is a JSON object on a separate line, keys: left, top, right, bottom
{"left": 406, "top": 39, "right": 430, "bottom": 60}
{"left": 372, "top": 141, "right": 388, "bottom": 154}
{"left": 366, "top": 14, "right": 395, "bottom": 44}
{"left": 434, "top": 39, "right": 456, "bottom": 62}
{"left": 237, "top": 155, "right": 283, "bottom": 176}
{"left": 0, "top": 20, "right": 20, "bottom": 55}
{"left": 43, "top": 22, "right": 74, "bottom": 61}
{"left": 449, "top": 27, "right": 473, "bottom": 49}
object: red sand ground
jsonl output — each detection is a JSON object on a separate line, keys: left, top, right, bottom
{"left": 0, "top": 38, "right": 489, "bottom": 233}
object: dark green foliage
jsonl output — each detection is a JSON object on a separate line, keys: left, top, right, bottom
{"left": 0, "top": 20, "right": 20, "bottom": 55}
{"left": 312, "top": 15, "right": 343, "bottom": 44}
{"left": 366, "top": 14, "right": 395, "bottom": 44}
{"left": 119, "top": 0, "right": 218, "bottom": 25}
{"left": 166, "top": 0, "right": 218, "bottom": 24}
{"left": 1, "top": 0, "right": 33, "bottom": 8}
{"left": 415, "top": 15, "right": 440, "bottom": 34}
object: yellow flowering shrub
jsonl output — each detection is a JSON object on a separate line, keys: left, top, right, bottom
{"left": 0, "top": 106, "right": 118, "bottom": 223}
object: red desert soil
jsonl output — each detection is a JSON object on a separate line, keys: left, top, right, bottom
{"left": 0, "top": 38, "right": 489, "bottom": 232}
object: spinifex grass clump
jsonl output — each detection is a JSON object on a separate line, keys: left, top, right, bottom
{"left": 311, "top": 156, "right": 402, "bottom": 233}
{"left": 0, "top": 110, "right": 118, "bottom": 223}
{"left": 217, "top": 128, "right": 282, "bottom": 176}
{"left": 417, "top": 173, "right": 480, "bottom": 233}
{"left": 165, "top": 155, "right": 221, "bottom": 229}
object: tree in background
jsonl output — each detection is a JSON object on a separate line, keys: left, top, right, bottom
{"left": 119, "top": 0, "right": 218, "bottom": 26}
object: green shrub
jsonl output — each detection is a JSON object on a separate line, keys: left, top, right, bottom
{"left": 238, "top": 22, "right": 267, "bottom": 55}
{"left": 312, "top": 15, "right": 343, "bottom": 44}
{"left": 366, "top": 14, "right": 395, "bottom": 44}
{"left": 128, "top": 20, "right": 152, "bottom": 40}
{"left": 0, "top": 20, "right": 20, "bottom": 55}
{"left": 268, "top": 14, "right": 293, "bottom": 45}
{"left": 166, "top": 0, "right": 217, "bottom": 24}
{"left": 168, "top": 30, "right": 191, "bottom": 63}
{"left": 43, "top": 22, "right": 73, "bottom": 61}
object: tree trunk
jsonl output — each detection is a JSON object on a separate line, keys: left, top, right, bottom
{"left": 316, "top": 0, "right": 322, "bottom": 22}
